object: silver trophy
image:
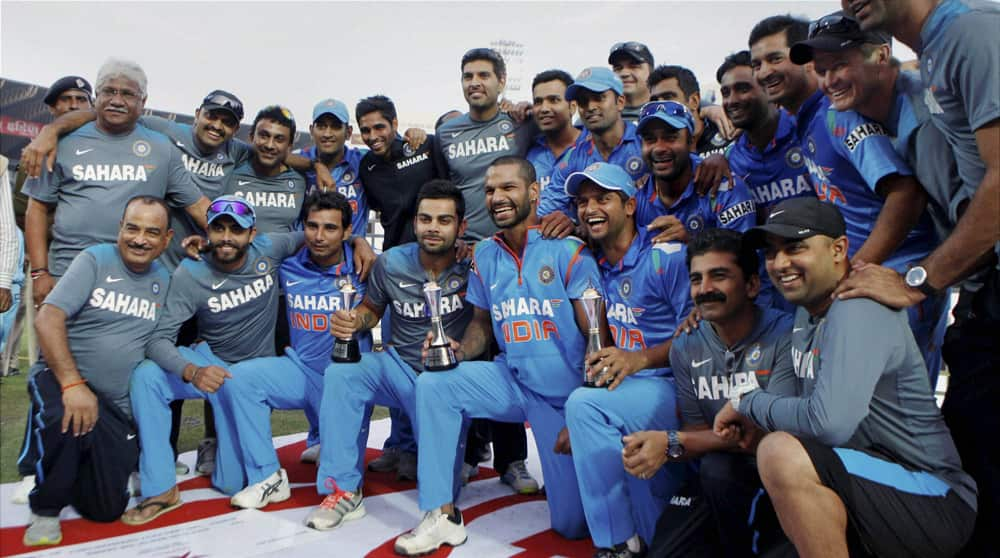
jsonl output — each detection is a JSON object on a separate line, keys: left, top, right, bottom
{"left": 580, "top": 287, "right": 603, "bottom": 387}
{"left": 332, "top": 283, "right": 361, "bottom": 363}
{"left": 422, "top": 281, "right": 458, "bottom": 371}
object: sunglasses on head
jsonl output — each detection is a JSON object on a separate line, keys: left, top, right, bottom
{"left": 203, "top": 94, "right": 244, "bottom": 119}
{"left": 610, "top": 41, "right": 647, "bottom": 54}
{"left": 639, "top": 100, "right": 689, "bottom": 120}
{"left": 808, "top": 13, "right": 862, "bottom": 39}
{"left": 208, "top": 199, "right": 255, "bottom": 218}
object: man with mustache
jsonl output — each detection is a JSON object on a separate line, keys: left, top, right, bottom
{"left": 538, "top": 68, "right": 646, "bottom": 227}
{"left": 715, "top": 197, "right": 976, "bottom": 558}
{"left": 561, "top": 162, "right": 692, "bottom": 557}
{"left": 221, "top": 190, "right": 372, "bottom": 510}
{"left": 303, "top": 180, "right": 473, "bottom": 531}
{"left": 626, "top": 228, "right": 796, "bottom": 558}
{"left": 396, "top": 157, "right": 602, "bottom": 555}
{"left": 633, "top": 101, "right": 757, "bottom": 244}
{"left": 22, "top": 196, "right": 173, "bottom": 546}
{"left": 122, "top": 195, "right": 303, "bottom": 525}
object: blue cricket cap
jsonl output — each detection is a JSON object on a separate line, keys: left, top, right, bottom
{"left": 565, "top": 162, "right": 637, "bottom": 198}
{"left": 207, "top": 195, "right": 256, "bottom": 229}
{"left": 636, "top": 100, "right": 695, "bottom": 135}
{"left": 312, "top": 98, "right": 350, "bottom": 125}
{"left": 565, "top": 67, "right": 624, "bottom": 101}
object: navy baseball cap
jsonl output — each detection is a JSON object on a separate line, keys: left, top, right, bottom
{"left": 637, "top": 101, "right": 695, "bottom": 135}
{"left": 790, "top": 12, "right": 892, "bottom": 65}
{"left": 201, "top": 89, "right": 244, "bottom": 122}
{"left": 565, "top": 162, "right": 637, "bottom": 198}
{"left": 566, "top": 67, "right": 624, "bottom": 101}
{"left": 608, "top": 41, "right": 654, "bottom": 66}
{"left": 745, "top": 197, "right": 846, "bottom": 248}
{"left": 44, "top": 76, "right": 93, "bottom": 106}
{"left": 312, "top": 98, "right": 350, "bottom": 125}
{"left": 207, "top": 195, "right": 256, "bottom": 229}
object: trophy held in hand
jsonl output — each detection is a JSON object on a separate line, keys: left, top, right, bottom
{"left": 423, "top": 281, "right": 458, "bottom": 371}
{"left": 332, "top": 283, "right": 361, "bottom": 363}
{"left": 581, "top": 287, "right": 603, "bottom": 388}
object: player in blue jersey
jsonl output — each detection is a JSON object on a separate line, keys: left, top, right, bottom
{"left": 526, "top": 70, "right": 585, "bottom": 239}
{"left": 750, "top": 14, "right": 947, "bottom": 380}
{"left": 717, "top": 50, "right": 814, "bottom": 312}
{"left": 218, "top": 190, "right": 370, "bottom": 510}
{"left": 303, "top": 180, "right": 474, "bottom": 531}
{"left": 561, "top": 162, "right": 692, "bottom": 557}
{"left": 539, "top": 67, "right": 648, "bottom": 223}
{"left": 394, "top": 156, "right": 604, "bottom": 555}
{"left": 633, "top": 101, "right": 757, "bottom": 245}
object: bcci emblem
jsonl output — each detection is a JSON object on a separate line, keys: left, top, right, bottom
{"left": 626, "top": 156, "right": 643, "bottom": 173}
{"left": 686, "top": 214, "right": 704, "bottom": 233}
{"left": 745, "top": 343, "right": 763, "bottom": 367}
{"left": 152, "top": 282, "right": 160, "bottom": 295}
{"left": 217, "top": 153, "right": 225, "bottom": 160}
{"left": 403, "top": 143, "right": 415, "bottom": 157}
{"left": 499, "top": 120, "right": 513, "bottom": 133}
{"left": 132, "top": 140, "right": 151, "bottom": 157}
{"left": 538, "top": 265, "right": 555, "bottom": 285}
{"left": 285, "top": 180, "right": 294, "bottom": 190}
{"left": 786, "top": 147, "right": 804, "bottom": 169}
{"left": 619, "top": 278, "right": 632, "bottom": 299}
{"left": 447, "top": 277, "right": 462, "bottom": 291}
{"left": 255, "top": 259, "right": 269, "bottom": 275}
{"left": 342, "top": 172, "right": 355, "bottom": 184}
{"left": 75, "top": 78, "right": 86, "bottom": 89}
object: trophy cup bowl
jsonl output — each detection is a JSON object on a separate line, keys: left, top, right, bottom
{"left": 580, "top": 287, "right": 603, "bottom": 387}
{"left": 332, "top": 282, "right": 361, "bottom": 363}
{"left": 422, "top": 281, "right": 458, "bottom": 371}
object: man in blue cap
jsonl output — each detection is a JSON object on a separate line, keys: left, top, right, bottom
{"left": 633, "top": 100, "right": 757, "bottom": 244}
{"left": 560, "top": 162, "right": 692, "bottom": 557}
{"left": 538, "top": 67, "right": 648, "bottom": 228}
{"left": 123, "top": 194, "right": 303, "bottom": 525}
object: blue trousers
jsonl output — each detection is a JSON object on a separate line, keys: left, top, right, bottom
{"left": 317, "top": 349, "right": 417, "bottom": 494}
{"left": 222, "top": 347, "right": 332, "bottom": 486}
{"left": 130, "top": 342, "right": 245, "bottom": 497}
{"left": 565, "top": 377, "right": 687, "bottom": 548}
{"left": 416, "top": 360, "right": 588, "bottom": 540}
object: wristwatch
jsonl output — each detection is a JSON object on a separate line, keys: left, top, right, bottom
{"left": 666, "top": 430, "right": 685, "bottom": 459}
{"left": 904, "top": 265, "right": 938, "bottom": 297}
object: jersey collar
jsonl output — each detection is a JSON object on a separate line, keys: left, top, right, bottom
{"left": 597, "top": 227, "right": 649, "bottom": 272}
{"left": 919, "top": 0, "right": 968, "bottom": 55}
{"left": 295, "top": 242, "right": 355, "bottom": 276}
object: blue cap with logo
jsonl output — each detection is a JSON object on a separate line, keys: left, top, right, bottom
{"left": 565, "top": 161, "right": 637, "bottom": 198}
{"left": 312, "top": 98, "right": 350, "bottom": 125}
{"left": 207, "top": 195, "right": 256, "bottom": 229}
{"left": 636, "top": 100, "right": 695, "bottom": 135}
{"left": 565, "top": 67, "right": 624, "bottom": 101}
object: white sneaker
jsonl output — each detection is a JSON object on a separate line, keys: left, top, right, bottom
{"left": 300, "top": 444, "right": 321, "bottom": 464}
{"left": 501, "top": 460, "right": 540, "bottom": 494}
{"left": 230, "top": 468, "right": 290, "bottom": 509}
{"left": 394, "top": 508, "right": 467, "bottom": 556}
{"left": 304, "top": 483, "right": 365, "bottom": 530}
{"left": 11, "top": 475, "right": 35, "bottom": 505}
{"left": 460, "top": 463, "right": 479, "bottom": 485}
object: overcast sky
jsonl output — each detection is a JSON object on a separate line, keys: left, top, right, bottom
{"left": 2, "top": 1, "right": 915, "bottom": 130}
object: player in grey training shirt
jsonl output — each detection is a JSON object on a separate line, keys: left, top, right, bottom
{"left": 305, "top": 180, "right": 473, "bottom": 531}
{"left": 122, "top": 195, "right": 302, "bottom": 526}
{"left": 22, "top": 59, "right": 209, "bottom": 282}
{"left": 716, "top": 197, "right": 976, "bottom": 558}
{"left": 225, "top": 105, "right": 308, "bottom": 234}
{"left": 22, "top": 196, "right": 172, "bottom": 546}
{"left": 630, "top": 228, "right": 796, "bottom": 558}
{"left": 438, "top": 48, "right": 535, "bottom": 241}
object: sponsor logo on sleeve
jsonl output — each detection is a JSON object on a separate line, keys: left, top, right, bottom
{"left": 843, "top": 122, "right": 889, "bottom": 152}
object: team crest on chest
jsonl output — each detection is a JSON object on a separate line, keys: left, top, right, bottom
{"left": 626, "top": 156, "right": 643, "bottom": 173}
{"left": 499, "top": 120, "right": 513, "bottom": 133}
{"left": 785, "top": 147, "right": 804, "bottom": 168}
{"left": 402, "top": 143, "right": 415, "bottom": 157}
{"left": 745, "top": 343, "right": 762, "bottom": 367}
{"left": 287, "top": 180, "right": 296, "bottom": 190}
{"left": 152, "top": 281, "right": 160, "bottom": 295}
{"left": 447, "top": 276, "right": 462, "bottom": 291}
{"left": 342, "top": 171, "right": 355, "bottom": 184}
{"left": 686, "top": 214, "right": 704, "bottom": 233}
{"left": 619, "top": 278, "right": 632, "bottom": 299}
{"left": 538, "top": 265, "right": 555, "bottom": 285}
{"left": 255, "top": 258, "right": 270, "bottom": 275}
{"left": 132, "top": 140, "right": 151, "bottom": 157}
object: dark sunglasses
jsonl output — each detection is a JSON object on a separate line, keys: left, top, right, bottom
{"left": 639, "top": 100, "right": 689, "bottom": 120}
{"left": 203, "top": 94, "right": 244, "bottom": 120}
{"left": 208, "top": 199, "right": 255, "bottom": 218}
{"left": 808, "top": 13, "right": 862, "bottom": 39}
{"left": 610, "top": 41, "right": 647, "bottom": 53}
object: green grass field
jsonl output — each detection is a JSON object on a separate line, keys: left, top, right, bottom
{"left": 1, "top": 335, "right": 387, "bottom": 484}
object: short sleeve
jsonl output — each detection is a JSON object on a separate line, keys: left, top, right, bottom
{"left": 44, "top": 249, "right": 98, "bottom": 317}
{"left": 654, "top": 243, "right": 694, "bottom": 322}
{"left": 165, "top": 146, "right": 205, "bottom": 207}
{"left": 21, "top": 162, "right": 62, "bottom": 204}
{"left": 465, "top": 251, "right": 489, "bottom": 310}
{"left": 832, "top": 111, "right": 913, "bottom": 192}
{"left": 714, "top": 178, "right": 757, "bottom": 232}
{"left": 565, "top": 242, "right": 601, "bottom": 299}
{"left": 268, "top": 232, "right": 304, "bottom": 261}
{"left": 366, "top": 254, "right": 390, "bottom": 309}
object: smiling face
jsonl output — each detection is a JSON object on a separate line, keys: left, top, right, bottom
{"left": 95, "top": 77, "right": 145, "bottom": 133}
{"left": 750, "top": 31, "right": 813, "bottom": 108}
{"left": 532, "top": 79, "right": 575, "bottom": 134}
{"left": 611, "top": 57, "right": 651, "bottom": 102}
{"left": 358, "top": 111, "right": 397, "bottom": 158}
{"left": 462, "top": 59, "right": 505, "bottom": 111}
{"left": 640, "top": 120, "right": 692, "bottom": 182}
{"left": 575, "top": 181, "right": 634, "bottom": 244}
{"left": 304, "top": 207, "right": 347, "bottom": 265}
{"left": 720, "top": 65, "right": 770, "bottom": 130}
{"left": 813, "top": 46, "right": 886, "bottom": 112}
{"left": 208, "top": 215, "right": 255, "bottom": 266}
{"left": 576, "top": 89, "right": 624, "bottom": 134}
{"left": 485, "top": 163, "right": 536, "bottom": 229}
{"left": 193, "top": 108, "right": 238, "bottom": 152}
{"left": 688, "top": 249, "right": 759, "bottom": 323}
{"left": 310, "top": 114, "right": 351, "bottom": 158}
{"left": 763, "top": 233, "right": 847, "bottom": 313}
{"left": 117, "top": 201, "right": 172, "bottom": 272}
{"left": 251, "top": 118, "right": 293, "bottom": 172}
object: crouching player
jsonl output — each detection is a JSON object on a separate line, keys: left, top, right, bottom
{"left": 23, "top": 196, "right": 172, "bottom": 545}
{"left": 561, "top": 162, "right": 692, "bottom": 557}
{"left": 221, "top": 190, "right": 371, "bottom": 509}
{"left": 628, "top": 228, "right": 796, "bottom": 557}
{"left": 305, "top": 180, "right": 474, "bottom": 530}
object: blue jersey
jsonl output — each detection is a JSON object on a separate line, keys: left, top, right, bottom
{"left": 798, "top": 91, "right": 936, "bottom": 271}
{"left": 539, "top": 122, "right": 648, "bottom": 219}
{"left": 297, "top": 145, "right": 369, "bottom": 236}
{"left": 596, "top": 230, "right": 693, "bottom": 378}
{"left": 526, "top": 127, "right": 589, "bottom": 193}
{"left": 726, "top": 109, "right": 814, "bottom": 218}
{"left": 279, "top": 243, "right": 372, "bottom": 373}
{"left": 467, "top": 228, "right": 602, "bottom": 400}
{"left": 633, "top": 155, "right": 757, "bottom": 235}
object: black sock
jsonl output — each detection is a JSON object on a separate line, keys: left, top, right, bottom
{"left": 447, "top": 507, "right": 462, "bottom": 524}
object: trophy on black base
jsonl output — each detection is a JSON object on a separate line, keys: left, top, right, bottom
{"left": 580, "top": 287, "right": 603, "bottom": 387}
{"left": 422, "top": 281, "right": 458, "bottom": 371}
{"left": 332, "top": 283, "right": 361, "bottom": 363}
